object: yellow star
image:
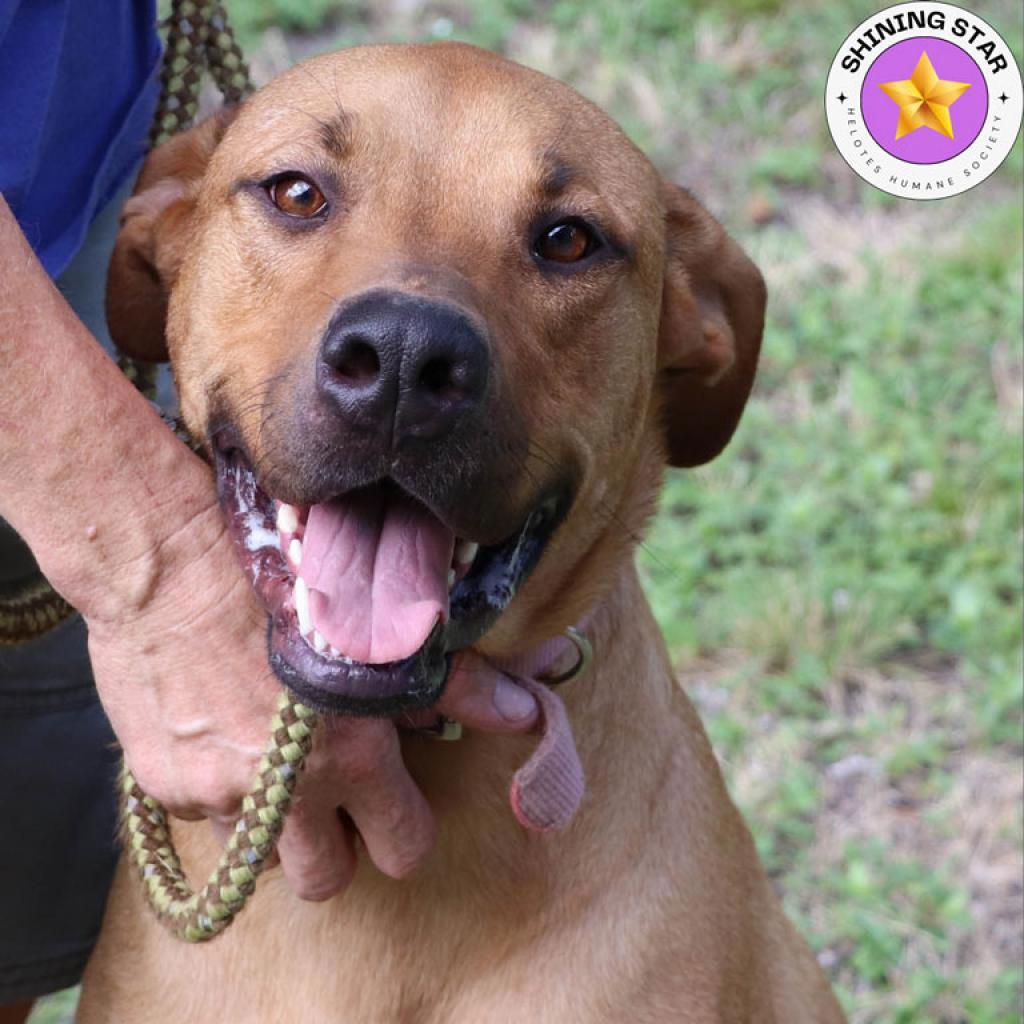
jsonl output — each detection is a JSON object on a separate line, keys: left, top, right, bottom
{"left": 879, "top": 50, "right": 971, "bottom": 140}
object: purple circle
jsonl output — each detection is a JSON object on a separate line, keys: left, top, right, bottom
{"left": 861, "top": 36, "right": 988, "bottom": 164}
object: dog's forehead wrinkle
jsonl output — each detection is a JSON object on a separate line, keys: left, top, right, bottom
{"left": 537, "top": 150, "right": 578, "bottom": 198}
{"left": 318, "top": 109, "right": 355, "bottom": 159}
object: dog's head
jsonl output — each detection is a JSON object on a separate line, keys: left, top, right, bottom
{"left": 108, "top": 43, "right": 764, "bottom": 715}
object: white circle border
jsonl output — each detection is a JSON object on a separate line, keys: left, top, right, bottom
{"left": 825, "top": 2, "right": 1023, "bottom": 200}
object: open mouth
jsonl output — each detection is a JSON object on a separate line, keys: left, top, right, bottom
{"left": 215, "top": 447, "right": 567, "bottom": 716}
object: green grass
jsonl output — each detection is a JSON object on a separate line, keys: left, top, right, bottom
{"left": 32, "top": 2, "right": 1023, "bottom": 1022}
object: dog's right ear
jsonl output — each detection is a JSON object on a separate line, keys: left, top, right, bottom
{"left": 106, "top": 108, "right": 238, "bottom": 361}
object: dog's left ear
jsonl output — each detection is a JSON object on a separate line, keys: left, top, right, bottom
{"left": 106, "top": 108, "right": 239, "bottom": 362}
{"left": 657, "top": 183, "right": 766, "bottom": 467}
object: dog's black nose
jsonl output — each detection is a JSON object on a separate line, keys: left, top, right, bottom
{"left": 318, "top": 290, "right": 489, "bottom": 445}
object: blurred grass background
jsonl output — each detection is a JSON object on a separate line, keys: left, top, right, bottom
{"left": 31, "top": 1, "right": 1022, "bottom": 1022}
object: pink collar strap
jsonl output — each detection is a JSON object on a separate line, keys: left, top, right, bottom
{"left": 491, "top": 620, "right": 591, "bottom": 833}
{"left": 410, "top": 619, "right": 593, "bottom": 833}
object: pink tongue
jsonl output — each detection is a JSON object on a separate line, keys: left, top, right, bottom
{"left": 299, "top": 490, "right": 454, "bottom": 665}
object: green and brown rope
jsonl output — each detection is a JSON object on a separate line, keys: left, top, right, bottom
{"left": 148, "top": 0, "right": 252, "bottom": 148}
{"left": 118, "top": 0, "right": 325, "bottom": 944}
{"left": 122, "top": 694, "right": 318, "bottom": 941}
{"left": 0, "top": 574, "right": 74, "bottom": 646}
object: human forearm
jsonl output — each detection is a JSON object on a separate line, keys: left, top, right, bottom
{"left": 0, "top": 195, "right": 217, "bottom": 621}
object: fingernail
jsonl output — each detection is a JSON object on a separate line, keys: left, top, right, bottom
{"left": 493, "top": 678, "right": 538, "bottom": 722}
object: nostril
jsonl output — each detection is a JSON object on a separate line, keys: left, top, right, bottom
{"left": 332, "top": 338, "right": 380, "bottom": 386}
{"left": 418, "top": 356, "right": 458, "bottom": 398}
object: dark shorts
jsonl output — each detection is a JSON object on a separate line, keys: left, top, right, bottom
{"left": 0, "top": 617, "right": 120, "bottom": 1002}
{"left": 0, "top": 171, "right": 173, "bottom": 1002}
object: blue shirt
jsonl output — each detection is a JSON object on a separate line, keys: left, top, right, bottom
{"left": 0, "top": 0, "right": 161, "bottom": 277}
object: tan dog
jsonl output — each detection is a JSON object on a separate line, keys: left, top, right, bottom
{"left": 80, "top": 43, "right": 845, "bottom": 1023}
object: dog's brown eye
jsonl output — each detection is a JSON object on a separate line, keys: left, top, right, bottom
{"left": 534, "top": 220, "right": 597, "bottom": 263}
{"left": 269, "top": 175, "right": 327, "bottom": 219}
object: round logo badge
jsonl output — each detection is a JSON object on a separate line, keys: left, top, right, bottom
{"left": 826, "top": 3, "right": 1023, "bottom": 199}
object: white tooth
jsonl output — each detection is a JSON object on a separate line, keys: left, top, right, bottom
{"left": 288, "top": 538, "right": 303, "bottom": 567}
{"left": 313, "top": 630, "right": 327, "bottom": 653}
{"left": 328, "top": 644, "right": 342, "bottom": 658}
{"left": 447, "top": 569, "right": 456, "bottom": 589}
{"left": 455, "top": 540, "right": 479, "bottom": 566}
{"left": 276, "top": 503, "right": 299, "bottom": 535}
{"left": 294, "top": 577, "right": 312, "bottom": 635}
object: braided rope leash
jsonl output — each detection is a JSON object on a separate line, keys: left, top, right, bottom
{"left": 148, "top": 0, "right": 252, "bottom": 148}
{"left": 114, "top": 0, "right": 326, "bottom": 943}
{"left": 0, "top": 574, "right": 74, "bottom": 646}
{"left": 122, "top": 694, "right": 318, "bottom": 941}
